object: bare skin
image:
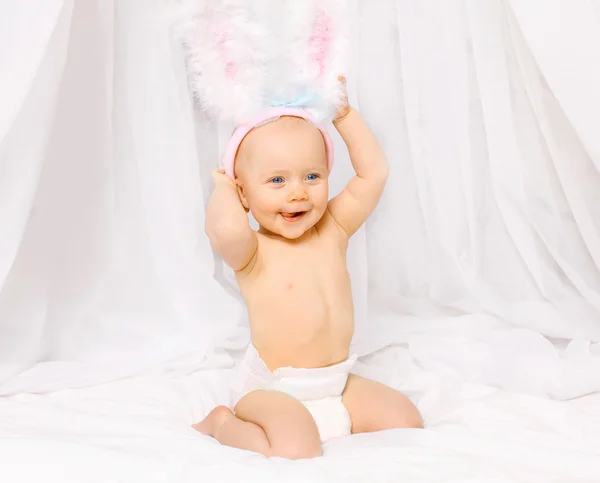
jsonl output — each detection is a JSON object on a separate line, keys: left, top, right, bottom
{"left": 196, "top": 81, "right": 423, "bottom": 458}
{"left": 193, "top": 392, "right": 321, "bottom": 459}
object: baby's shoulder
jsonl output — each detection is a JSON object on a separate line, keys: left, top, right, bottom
{"left": 316, "top": 208, "right": 349, "bottom": 243}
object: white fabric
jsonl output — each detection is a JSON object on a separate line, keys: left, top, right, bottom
{"left": 231, "top": 343, "right": 356, "bottom": 442}
{"left": 0, "top": 0, "right": 242, "bottom": 394}
{"left": 302, "top": 396, "right": 351, "bottom": 444}
{"left": 231, "top": 343, "right": 357, "bottom": 404}
{"left": 1, "top": 0, "right": 600, "bottom": 480}
{"left": 0, "top": 343, "right": 599, "bottom": 482}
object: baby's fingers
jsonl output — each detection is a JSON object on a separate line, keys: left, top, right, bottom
{"left": 336, "top": 75, "right": 350, "bottom": 120}
{"left": 212, "top": 168, "right": 234, "bottom": 185}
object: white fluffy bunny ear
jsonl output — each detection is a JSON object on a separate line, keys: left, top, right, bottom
{"left": 281, "top": 0, "right": 351, "bottom": 121}
{"left": 175, "top": 0, "right": 271, "bottom": 124}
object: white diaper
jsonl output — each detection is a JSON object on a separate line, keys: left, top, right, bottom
{"left": 231, "top": 344, "right": 358, "bottom": 443}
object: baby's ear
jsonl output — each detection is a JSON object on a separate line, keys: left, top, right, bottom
{"left": 235, "top": 179, "right": 250, "bottom": 213}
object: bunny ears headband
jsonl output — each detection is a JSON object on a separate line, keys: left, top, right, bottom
{"left": 177, "top": 0, "right": 349, "bottom": 178}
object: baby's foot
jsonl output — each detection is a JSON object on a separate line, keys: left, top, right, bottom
{"left": 192, "top": 406, "right": 234, "bottom": 437}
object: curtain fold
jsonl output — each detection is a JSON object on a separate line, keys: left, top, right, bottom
{"left": 0, "top": 0, "right": 75, "bottom": 383}
{"left": 361, "top": 0, "right": 600, "bottom": 341}
{"left": 0, "top": 0, "right": 242, "bottom": 394}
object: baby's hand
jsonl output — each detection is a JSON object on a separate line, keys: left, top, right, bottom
{"left": 211, "top": 168, "right": 235, "bottom": 187}
{"left": 335, "top": 76, "right": 351, "bottom": 121}
{"left": 212, "top": 168, "right": 248, "bottom": 212}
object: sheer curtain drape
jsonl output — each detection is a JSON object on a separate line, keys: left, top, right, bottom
{"left": 363, "top": 0, "right": 600, "bottom": 335}
{"left": 0, "top": 0, "right": 241, "bottom": 394}
{"left": 1, "top": 0, "right": 599, "bottom": 396}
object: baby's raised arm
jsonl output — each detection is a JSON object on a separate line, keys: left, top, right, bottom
{"left": 205, "top": 169, "right": 258, "bottom": 271}
{"left": 328, "top": 107, "right": 389, "bottom": 237}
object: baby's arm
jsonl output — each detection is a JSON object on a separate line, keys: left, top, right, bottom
{"left": 328, "top": 107, "right": 389, "bottom": 237}
{"left": 205, "top": 169, "right": 258, "bottom": 271}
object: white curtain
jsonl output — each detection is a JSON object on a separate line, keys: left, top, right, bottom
{"left": 1, "top": 0, "right": 599, "bottom": 398}
{"left": 0, "top": 0, "right": 242, "bottom": 394}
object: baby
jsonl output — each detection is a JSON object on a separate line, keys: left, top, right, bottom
{"left": 194, "top": 83, "right": 423, "bottom": 458}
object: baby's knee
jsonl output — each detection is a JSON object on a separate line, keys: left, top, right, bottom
{"left": 269, "top": 438, "right": 322, "bottom": 460}
{"left": 404, "top": 410, "right": 425, "bottom": 429}
{"left": 237, "top": 390, "right": 323, "bottom": 459}
{"left": 390, "top": 398, "right": 424, "bottom": 429}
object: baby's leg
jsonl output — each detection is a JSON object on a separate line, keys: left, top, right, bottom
{"left": 193, "top": 390, "right": 321, "bottom": 459}
{"left": 342, "top": 374, "right": 424, "bottom": 433}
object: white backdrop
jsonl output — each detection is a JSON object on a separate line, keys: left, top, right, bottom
{"left": 1, "top": 0, "right": 599, "bottom": 400}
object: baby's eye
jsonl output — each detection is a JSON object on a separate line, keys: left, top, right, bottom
{"left": 305, "top": 173, "right": 319, "bottom": 181}
{"left": 270, "top": 176, "right": 284, "bottom": 184}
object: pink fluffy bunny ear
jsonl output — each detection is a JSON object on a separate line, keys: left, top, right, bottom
{"left": 280, "top": 0, "right": 351, "bottom": 121}
{"left": 176, "top": 0, "right": 270, "bottom": 124}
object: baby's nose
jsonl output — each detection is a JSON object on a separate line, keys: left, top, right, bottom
{"left": 288, "top": 185, "right": 308, "bottom": 202}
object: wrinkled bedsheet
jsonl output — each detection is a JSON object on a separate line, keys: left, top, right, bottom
{"left": 1, "top": 317, "right": 600, "bottom": 483}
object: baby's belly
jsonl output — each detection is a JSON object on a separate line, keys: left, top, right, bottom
{"left": 246, "top": 293, "right": 354, "bottom": 371}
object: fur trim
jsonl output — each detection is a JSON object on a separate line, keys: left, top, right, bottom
{"left": 176, "top": 0, "right": 270, "bottom": 124}
{"left": 175, "top": 0, "right": 350, "bottom": 124}
{"left": 282, "top": 0, "right": 350, "bottom": 121}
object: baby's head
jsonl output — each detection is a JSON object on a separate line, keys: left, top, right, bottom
{"left": 234, "top": 116, "right": 330, "bottom": 239}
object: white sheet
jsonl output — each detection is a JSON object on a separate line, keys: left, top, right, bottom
{"left": 1, "top": 329, "right": 599, "bottom": 482}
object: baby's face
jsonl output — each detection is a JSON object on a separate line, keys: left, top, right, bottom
{"left": 235, "top": 116, "right": 329, "bottom": 239}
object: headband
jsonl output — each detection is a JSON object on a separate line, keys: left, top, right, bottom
{"left": 221, "top": 107, "right": 334, "bottom": 179}
{"left": 176, "top": 0, "right": 349, "bottom": 177}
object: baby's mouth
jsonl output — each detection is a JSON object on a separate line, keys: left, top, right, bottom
{"left": 280, "top": 211, "right": 307, "bottom": 222}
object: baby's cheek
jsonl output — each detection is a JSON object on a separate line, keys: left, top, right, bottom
{"left": 318, "top": 186, "right": 330, "bottom": 204}
{"left": 251, "top": 189, "right": 274, "bottom": 209}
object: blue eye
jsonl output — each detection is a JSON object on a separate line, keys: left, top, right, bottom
{"left": 306, "top": 173, "right": 319, "bottom": 181}
{"left": 270, "top": 176, "right": 284, "bottom": 184}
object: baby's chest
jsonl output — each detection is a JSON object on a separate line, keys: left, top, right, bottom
{"left": 259, "top": 245, "right": 347, "bottom": 290}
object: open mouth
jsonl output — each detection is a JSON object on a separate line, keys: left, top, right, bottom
{"left": 280, "top": 211, "right": 307, "bottom": 222}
